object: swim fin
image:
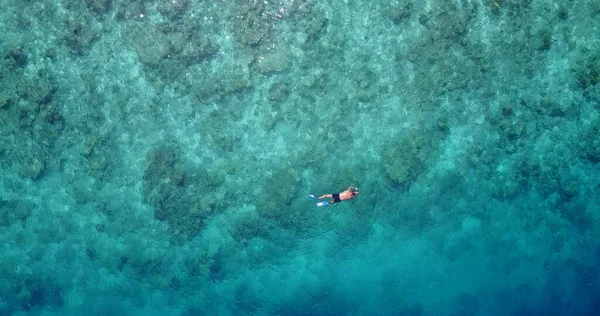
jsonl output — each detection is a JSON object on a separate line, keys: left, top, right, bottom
{"left": 308, "top": 194, "right": 317, "bottom": 199}
{"left": 316, "top": 201, "right": 329, "bottom": 207}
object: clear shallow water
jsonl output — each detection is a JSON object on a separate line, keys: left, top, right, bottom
{"left": 0, "top": 0, "right": 599, "bottom": 315}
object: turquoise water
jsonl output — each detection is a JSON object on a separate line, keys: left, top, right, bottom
{"left": 1, "top": 0, "right": 599, "bottom": 314}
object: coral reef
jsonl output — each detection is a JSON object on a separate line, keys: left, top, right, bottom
{"left": 131, "top": 21, "right": 218, "bottom": 81}
{"left": 64, "top": 17, "right": 100, "bottom": 54}
{"left": 580, "top": 122, "right": 600, "bottom": 163}
{"left": 3, "top": 46, "right": 28, "bottom": 70}
{"left": 383, "top": 131, "right": 442, "bottom": 187}
{"left": 0, "top": 53, "right": 61, "bottom": 179}
{"left": 0, "top": 199, "right": 34, "bottom": 227}
{"left": 81, "top": 132, "right": 118, "bottom": 181}
{"left": 292, "top": 3, "right": 328, "bottom": 42}
{"left": 353, "top": 66, "right": 386, "bottom": 101}
{"left": 157, "top": 0, "right": 189, "bottom": 21}
{"left": 387, "top": 1, "right": 414, "bottom": 24}
{"left": 574, "top": 54, "right": 600, "bottom": 90}
{"left": 234, "top": 0, "right": 273, "bottom": 47}
{"left": 85, "top": 0, "right": 112, "bottom": 15}
{"left": 254, "top": 168, "right": 316, "bottom": 233}
{"left": 142, "top": 145, "right": 226, "bottom": 241}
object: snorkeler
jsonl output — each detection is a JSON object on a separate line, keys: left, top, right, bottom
{"left": 308, "top": 186, "right": 359, "bottom": 207}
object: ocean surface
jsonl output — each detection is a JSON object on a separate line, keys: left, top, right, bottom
{"left": 1, "top": 0, "right": 599, "bottom": 315}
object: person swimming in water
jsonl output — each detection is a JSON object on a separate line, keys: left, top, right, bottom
{"left": 308, "top": 186, "right": 359, "bottom": 207}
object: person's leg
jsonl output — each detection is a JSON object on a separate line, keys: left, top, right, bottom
{"left": 318, "top": 194, "right": 333, "bottom": 199}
